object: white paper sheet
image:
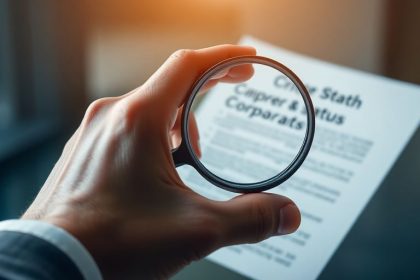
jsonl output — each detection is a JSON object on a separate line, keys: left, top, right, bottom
{"left": 177, "top": 36, "right": 420, "bottom": 280}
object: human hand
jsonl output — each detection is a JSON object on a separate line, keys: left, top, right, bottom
{"left": 22, "top": 45, "right": 301, "bottom": 279}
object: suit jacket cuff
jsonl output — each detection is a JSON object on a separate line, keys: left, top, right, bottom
{"left": 0, "top": 219, "right": 102, "bottom": 280}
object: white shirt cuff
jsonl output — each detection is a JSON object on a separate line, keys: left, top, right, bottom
{"left": 0, "top": 219, "right": 102, "bottom": 280}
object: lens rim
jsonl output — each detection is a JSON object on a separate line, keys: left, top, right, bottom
{"left": 175, "top": 55, "right": 315, "bottom": 193}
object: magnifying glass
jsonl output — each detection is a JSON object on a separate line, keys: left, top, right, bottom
{"left": 172, "top": 56, "right": 315, "bottom": 193}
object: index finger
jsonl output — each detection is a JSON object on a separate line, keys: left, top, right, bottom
{"left": 130, "top": 45, "right": 256, "bottom": 121}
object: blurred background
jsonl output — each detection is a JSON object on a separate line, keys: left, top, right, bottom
{"left": 0, "top": 0, "right": 419, "bottom": 279}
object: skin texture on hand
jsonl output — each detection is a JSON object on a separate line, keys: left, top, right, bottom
{"left": 22, "top": 45, "right": 301, "bottom": 279}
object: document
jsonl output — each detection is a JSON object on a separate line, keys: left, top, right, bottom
{"left": 177, "top": 36, "right": 420, "bottom": 280}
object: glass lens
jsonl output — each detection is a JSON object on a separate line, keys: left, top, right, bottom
{"left": 188, "top": 61, "right": 309, "bottom": 185}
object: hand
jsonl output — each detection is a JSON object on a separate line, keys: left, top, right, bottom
{"left": 22, "top": 45, "right": 301, "bottom": 279}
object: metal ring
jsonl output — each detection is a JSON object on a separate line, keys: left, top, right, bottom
{"left": 180, "top": 55, "right": 315, "bottom": 193}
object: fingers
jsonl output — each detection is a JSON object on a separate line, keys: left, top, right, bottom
{"left": 218, "top": 64, "right": 255, "bottom": 83}
{"left": 212, "top": 193, "right": 301, "bottom": 246}
{"left": 131, "top": 45, "right": 256, "bottom": 120}
{"left": 187, "top": 113, "right": 201, "bottom": 157}
{"left": 207, "top": 63, "right": 254, "bottom": 83}
{"left": 170, "top": 110, "right": 201, "bottom": 157}
{"left": 198, "top": 64, "right": 255, "bottom": 94}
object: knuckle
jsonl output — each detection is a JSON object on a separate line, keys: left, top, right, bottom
{"left": 84, "top": 97, "right": 114, "bottom": 123}
{"left": 114, "top": 95, "right": 158, "bottom": 133}
{"left": 106, "top": 97, "right": 148, "bottom": 136}
{"left": 112, "top": 98, "right": 134, "bottom": 122}
{"left": 170, "top": 48, "right": 196, "bottom": 63}
{"left": 109, "top": 100, "right": 133, "bottom": 132}
{"left": 250, "top": 200, "right": 276, "bottom": 242}
{"left": 185, "top": 206, "right": 222, "bottom": 255}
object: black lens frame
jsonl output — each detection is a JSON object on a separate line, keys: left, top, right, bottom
{"left": 172, "top": 55, "right": 315, "bottom": 193}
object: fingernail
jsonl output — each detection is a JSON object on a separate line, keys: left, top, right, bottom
{"left": 211, "top": 68, "right": 229, "bottom": 80}
{"left": 277, "top": 204, "right": 300, "bottom": 235}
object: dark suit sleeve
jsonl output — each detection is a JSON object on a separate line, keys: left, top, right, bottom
{"left": 0, "top": 231, "right": 84, "bottom": 280}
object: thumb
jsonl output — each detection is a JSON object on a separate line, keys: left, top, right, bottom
{"left": 213, "top": 193, "right": 301, "bottom": 246}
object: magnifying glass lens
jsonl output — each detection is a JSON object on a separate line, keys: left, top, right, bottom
{"left": 189, "top": 61, "right": 309, "bottom": 187}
